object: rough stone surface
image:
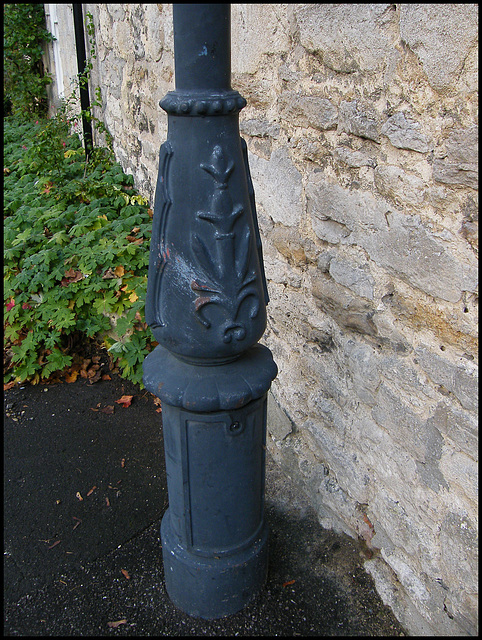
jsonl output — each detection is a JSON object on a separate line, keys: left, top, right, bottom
{"left": 338, "top": 100, "right": 380, "bottom": 142}
{"left": 45, "top": 4, "right": 478, "bottom": 636}
{"left": 381, "top": 112, "right": 431, "bottom": 153}
{"left": 399, "top": 4, "right": 479, "bottom": 93}
{"left": 433, "top": 126, "right": 479, "bottom": 190}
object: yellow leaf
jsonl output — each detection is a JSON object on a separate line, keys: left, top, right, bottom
{"left": 114, "top": 265, "right": 125, "bottom": 277}
{"left": 129, "top": 292, "right": 138, "bottom": 303}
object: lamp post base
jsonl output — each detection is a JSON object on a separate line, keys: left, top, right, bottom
{"left": 161, "top": 511, "right": 268, "bottom": 619}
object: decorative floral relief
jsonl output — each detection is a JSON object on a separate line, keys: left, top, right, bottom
{"left": 147, "top": 141, "right": 173, "bottom": 329}
{"left": 191, "top": 145, "right": 260, "bottom": 343}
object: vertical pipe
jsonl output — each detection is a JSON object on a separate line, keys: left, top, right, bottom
{"left": 143, "top": 3, "right": 277, "bottom": 619}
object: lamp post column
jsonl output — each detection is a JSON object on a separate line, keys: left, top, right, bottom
{"left": 143, "top": 3, "right": 277, "bottom": 619}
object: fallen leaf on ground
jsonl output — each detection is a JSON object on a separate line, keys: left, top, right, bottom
{"left": 76, "top": 491, "right": 83, "bottom": 501}
{"left": 282, "top": 579, "right": 296, "bottom": 587}
{"left": 88, "top": 369, "right": 102, "bottom": 384}
{"left": 86, "top": 486, "right": 97, "bottom": 497}
{"left": 115, "top": 395, "right": 133, "bottom": 407}
{"left": 107, "top": 620, "right": 127, "bottom": 629}
{"left": 65, "top": 370, "right": 79, "bottom": 383}
{"left": 4, "top": 381, "right": 16, "bottom": 391}
{"left": 48, "top": 540, "right": 61, "bottom": 549}
{"left": 105, "top": 496, "right": 110, "bottom": 507}
{"left": 102, "top": 374, "right": 111, "bottom": 381}
{"left": 121, "top": 458, "right": 126, "bottom": 468}
{"left": 121, "top": 569, "right": 130, "bottom": 580}
{"left": 101, "top": 405, "right": 114, "bottom": 414}
{"left": 72, "top": 517, "right": 82, "bottom": 530}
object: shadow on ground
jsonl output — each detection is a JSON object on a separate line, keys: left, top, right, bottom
{"left": 4, "top": 375, "right": 406, "bottom": 636}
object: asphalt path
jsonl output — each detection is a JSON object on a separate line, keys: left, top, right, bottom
{"left": 4, "top": 374, "right": 406, "bottom": 636}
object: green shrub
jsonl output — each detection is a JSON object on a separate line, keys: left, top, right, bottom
{"left": 3, "top": 116, "right": 155, "bottom": 387}
{"left": 3, "top": 4, "right": 54, "bottom": 117}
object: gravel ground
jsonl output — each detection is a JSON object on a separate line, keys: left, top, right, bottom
{"left": 4, "top": 374, "right": 407, "bottom": 636}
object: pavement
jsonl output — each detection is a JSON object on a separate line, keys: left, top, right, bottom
{"left": 4, "top": 371, "right": 407, "bottom": 636}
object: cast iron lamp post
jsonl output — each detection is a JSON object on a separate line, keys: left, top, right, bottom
{"left": 142, "top": 3, "right": 277, "bottom": 619}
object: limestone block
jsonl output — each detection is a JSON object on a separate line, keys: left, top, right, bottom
{"left": 231, "top": 4, "right": 290, "bottom": 75}
{"left": 248, "top": 148, "right": 303, "bottom": 227}
{"left": 440, "top": 449, "right": 478, "bottom": 505}
{"left": 381, "top": 286, "right": 478, "bottom": 359}
{"left": 439, "top": 512, "right": 478, "bottom": 594}
{"left": 353, "top": 211, "right": 478, "bottom": 304}
{"left": 239, "top": 118, "right": 280, "bottom": 139}
{"left": 415, "top": 346, "right": 478, "bottom": 413}
{"left": 303, "top": 420, "right": 371, "bottom": 505}
{"left": 333, "top": 146, "right": 376, "bottom": 168}
{"left": 329, "top": 258, "right": 375, "bottom": 300}
{"left": 270, "top": 226, "right": 309, "bottom": 265}
{"left": 371, "top": 382, "right": 444, "bottom": 464}
{"left": 112, "top": 19, "right": 132, "bottom": 59}
{"left": 338, "top": 100, "right": 380, "bottom": 142}
{"left": 344, "top": 340, "right": 381, "bottom": 405}
{"left": 306, "top": 176, "right": 387, "bottom": 241}
{"left": 383, "top": 553, "right": 430, "bottom": 607}
{"left": 364, "top": 556, "right": 436, "bottom": 636}
{"left": 374, "top": 165, "right": 426, "bottom": 206}
{"left": 263, "top": 253, "right": 302, "bottom": 289}
{"left": 267, "top": 390, "right": 293, "bottom": 441}
{"left": 400, "top": 4, "right": 479, "bottom": 93}
{"left": 433, "top": 126, "right": 478, "bottom": 189}
{"left": 381, "top": 112, "right": 431, "bottom": 153}
{"left": 379, "top": 354, "right": 435, "bottom": 403}
{"left": 460, "top": 195, "right": 478, "bottom": 252}
{"left": 307, "top": 176, "right": 478, "bottom": 302}
{"left": 280, "top": 91, "right": 338, "bottom": 131}
{"left": 427, "top": 402, "right": 478, "bottom": 459}
{"left": 295, "top": 4, "right": 398, "bottom": 75}
{"left": 143, "top": 4, "right": 164, "bottom": 62}
{"left": 311, "top": 270, "right": 378, "bottom": 337}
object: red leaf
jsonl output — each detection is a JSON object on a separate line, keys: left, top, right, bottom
{"left": 121, "top": 569, "right": 130, "bottom": 580}
{"left": 115, "top": 395, "right": 133, "bottom": 408}
{"left": 282, "top": 579, "right": 296, "bottom": 588}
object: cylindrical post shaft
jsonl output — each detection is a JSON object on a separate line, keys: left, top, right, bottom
{"left": 143, "top": 3, "right": 277, "bottom": 619}
{"left": 173, "top": 4, "right": 231, "bottom": 91}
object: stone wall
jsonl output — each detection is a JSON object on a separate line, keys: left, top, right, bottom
{"left": 45, "top": 4, "right": 478, "bottom": 635}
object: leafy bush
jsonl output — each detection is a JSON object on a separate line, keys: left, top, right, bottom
{"left": 3, "top": 116, "right": 156, "bottom": 386}
{"left": 3, "top": 4, "right": 54, "bottom": 116}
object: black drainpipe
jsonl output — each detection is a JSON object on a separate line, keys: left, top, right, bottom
{"left": 72, "top": 4, "right": 93, "bottom": 156}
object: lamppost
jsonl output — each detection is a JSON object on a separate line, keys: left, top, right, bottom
{"left": 143, "top": 3, "right": 277, "bottom": 620}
